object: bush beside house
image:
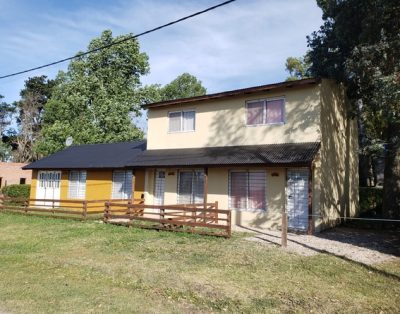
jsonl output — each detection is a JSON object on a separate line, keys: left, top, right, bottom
{"left": 1, "top": 184, "right": 31, "bottom": 198}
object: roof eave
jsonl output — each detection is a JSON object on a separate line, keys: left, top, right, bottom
{"left": 142, "top": 78, "right": 320, "bottom": 109}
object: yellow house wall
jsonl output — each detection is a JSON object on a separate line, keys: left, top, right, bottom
{"left": 145, "top": 167, "right": 287, "bottom": 230}
{"left": 29, "top": 169, "right": 146, "bottom": 211}
{"left": 147, "top": 85, "right": 321, "bottom": 149}
{"left": 318, "top": 79, "right": 359, "bottom": 229}
{"left": 30, "top": 170, "right": 38, "bottom": 199}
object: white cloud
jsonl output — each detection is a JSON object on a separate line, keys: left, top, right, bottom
{"left": 0, "top": 0, "right": 322, "bottom": 101}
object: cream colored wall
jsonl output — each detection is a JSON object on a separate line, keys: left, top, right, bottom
{"left": 145, "top": 167, "right": 287, "bottom": 230}
{"left": 147, "top": 85, "right": 321, "bottom": 149}
{"left": 318, "top": 79, "right": 359, "bottom": 229}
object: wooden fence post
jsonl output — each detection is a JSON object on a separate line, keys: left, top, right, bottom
{"left": 281, "top": 211, "right": 288, "bottom": 247}
{"left": 227, "top": 210, "right": 232, "bottom": 238}
{"left": 104, "top": 202, "right": 110, "bottom": 223}
{"left": 82, "top": 201, "right": 88, "bottom": 221}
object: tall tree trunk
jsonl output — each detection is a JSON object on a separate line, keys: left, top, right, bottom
{"left": 382, "top": 124, "right": 400, "bottom": 219}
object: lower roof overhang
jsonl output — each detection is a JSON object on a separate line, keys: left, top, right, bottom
{"left": 128, "top": 142, "right": 321, "bottom": 169}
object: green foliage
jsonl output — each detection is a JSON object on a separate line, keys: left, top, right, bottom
{"left": 0, "top": 141, "right": 12, "bottom": 161}
{"left": 285, "top": 56, "right": 311, "bottom": 81}
{"left": 14, "top": 76, "right": 56, "bottom": 162}
{"left": 359, "top": 187, "right": 383, "bottom": 215}
{"left": 160, "top": 73, "right": 206, "bottom": 101}
{"left": 36, "top": 30, "right": 149, "bottom": 156}
{"left": 1, "top": 184, "right": 31, "bottom": 198}
{"left": 307, "top": 0, "right": 400, "bottom": 218}
{"left": 0, "top": 95, "right": 15, "bottom": 136}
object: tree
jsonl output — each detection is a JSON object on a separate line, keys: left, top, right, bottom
{"left": 307, "top": 0, "right": 400, "bottom": 218}
{"left": 36, "top": 30, "right": 149, "bottom": 156}
{"left": 14, "top": 76, "right": 56, "bottom": 162}
{"left": 0, "top": 95, "right": 15, "bottom": 137}
{"left": 160, "top": 73, "right": 206, "bottom": 101}
{"left": 285, "top": 56, "right": 311, "bottom": 81}
{"left": 0, "top": 95, "right": 15, "bottom": 161}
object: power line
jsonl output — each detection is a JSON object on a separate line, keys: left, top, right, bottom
{"left": 0, "top": 0, "right": 236, "bottom": 80}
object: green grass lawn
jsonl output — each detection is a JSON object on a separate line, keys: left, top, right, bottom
{"left": 0, "top": 213, "right": 399, "bottom": 313}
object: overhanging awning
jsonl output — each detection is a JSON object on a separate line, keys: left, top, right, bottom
{"left": 128, "top": 142, "right": 320, "bottom": 168}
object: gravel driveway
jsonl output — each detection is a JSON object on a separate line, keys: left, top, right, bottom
{"left": 239, "top": 226, "right": 400, "bottom": 265}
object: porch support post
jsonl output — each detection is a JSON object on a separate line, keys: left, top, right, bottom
{"left": 203, "top": 167, "right": 208, "bottom": 209}
{"left": 131, "top": 170, "right": 136, "bottom": 203}
{"left": 281, "top": 168, "right": 288, "bottom": 247}
{"left": 307, "top": 164, "right": 314, "bottom": 235}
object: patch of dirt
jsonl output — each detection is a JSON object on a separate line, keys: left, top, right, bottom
{"left": 238, "top": 226, "right": 399, "bottom": 265}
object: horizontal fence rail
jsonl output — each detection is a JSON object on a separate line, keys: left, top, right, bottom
{"left": 104, "top": 201, "right": 231, "bottom": 238}
{"left": 0, "top": 196, "right": 144, "bottom": 220}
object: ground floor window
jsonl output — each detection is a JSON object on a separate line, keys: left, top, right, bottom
{"left": 177, "top": 170, "right": 204, "bottom": 204}
{"left": 229, "top": 170, "right": 266, "bottom": 211}
{"left": 68, "top": 170, "right": 86, "bottom": 199}
{"left": 112, "top": 170, "right": 132, "bottom": 199}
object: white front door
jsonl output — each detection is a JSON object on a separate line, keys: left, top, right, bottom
{"left": 286, "top": 169, "right": 309, "bottom": 231}
{"left": 36, "top": 171, "right": 61, "bottom": 207}
{"left": 154, "top": 170, "right": 165, "bottom": 205}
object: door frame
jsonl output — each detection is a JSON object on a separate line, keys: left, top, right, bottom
{"left": 153, "top": 169, "right": 166, "bottom": 206}
{"left": 36, "top": 170, "right": 61, "bottom": 207}
{"left": 285, "top": 167, "right": 313, "bottom": 234}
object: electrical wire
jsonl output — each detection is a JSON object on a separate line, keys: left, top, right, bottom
{"left": 0, "top": 0, "right": 236, "bottom": 80}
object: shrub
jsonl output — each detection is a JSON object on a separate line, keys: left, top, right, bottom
{"left": 1, "top": 184, "right": 31, "bottom": 198}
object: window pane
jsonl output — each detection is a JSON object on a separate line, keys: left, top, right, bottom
{"left": 183, "top": 111, "right": 195, "bottom": 131}
{"left": 78, "top": 171, "right": 87, "bottom": 199}
{"left": 169, "top": 112, "right": 182, "bottom": 132}
{"left": 248, "top": 172, "right": 266, "bottom": 210}
{"left": 192, "top": 171, "right": 204, "bottom": 203}
{"left": 112, "top": 171, "right": 132, "bottom": 199}
{"left": 229, "top": 172, "right": 248, "bottom": 209}
{"left": 69, "top": 170, "right": 86, "bottom": 199}
{"left": 178, "top": 172, "right": 193, "bottom": 204}
{"left": 266, "top": 99, "right": 284, "bottom": 123}
{"left": 246, "top": 101, "right": 264, "bottom": 125}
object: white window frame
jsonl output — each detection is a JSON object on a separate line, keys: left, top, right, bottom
{"left": 245, "top": 97, "right": 286, "bottom": 126}
{"left": 228, "top": 169, "right": 267, "bottom": 212}
{"left": 68, "top": 170, "right": 87, "bottom": 199}
{"left": 111, "top": 170, "right": 133, "bottom": 199}
{"left": 168, "top": 110, "right": 196, "bottom": 133}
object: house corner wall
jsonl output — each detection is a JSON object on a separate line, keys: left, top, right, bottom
{"left": 318, "top": 79, "right": 359, "bottom": 230}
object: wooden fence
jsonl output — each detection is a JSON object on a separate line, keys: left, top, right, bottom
{"left": 103, "top": 201, "right": 231, "bottom": 238}
{"left": 0, "top": 196, "right": 143, "bottom": 220}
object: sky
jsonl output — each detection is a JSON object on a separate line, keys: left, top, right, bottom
{"left": 0, "top": 0, "right": 323, "bottom": 130}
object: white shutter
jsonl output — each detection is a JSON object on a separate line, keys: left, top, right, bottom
{"left": 183, "top": 111, "right": 195, "bottom": 131}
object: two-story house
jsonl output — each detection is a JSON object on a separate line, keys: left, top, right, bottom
{"left": 24, "top": 78, "right": 358, "bottom": 233}
{"left": 133, "top": 77, "right": 359, "bottom": 232}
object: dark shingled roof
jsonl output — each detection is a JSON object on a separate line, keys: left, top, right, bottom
{"left": 128, "top": 142, "right": 321, "bottom": 168}
{"left": 23, "top": 141, "right": 146, "bottom": 170}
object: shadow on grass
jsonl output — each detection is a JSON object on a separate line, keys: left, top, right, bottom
{"left": 239, "top": 225, "right": 400, "bottom": 282}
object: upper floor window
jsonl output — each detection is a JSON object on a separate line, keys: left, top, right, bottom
{"left": 246, "top": 98, "right": 285, "bottom": 126}
{"left": 168, "top": 110, "right": 195, "bottom": 132}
